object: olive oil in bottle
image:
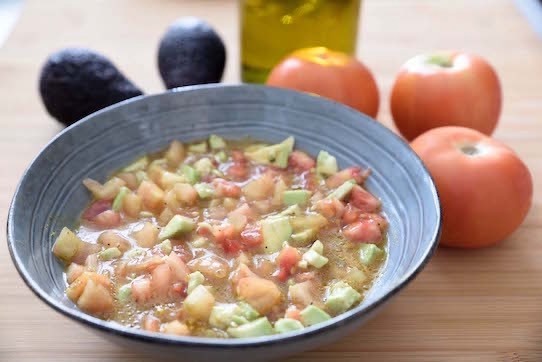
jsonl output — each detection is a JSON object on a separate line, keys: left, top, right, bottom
{"left": 240, "top": 0, "right": 361, "bottom": 83}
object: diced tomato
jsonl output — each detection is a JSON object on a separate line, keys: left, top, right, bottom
{"left": 300, "top": 171, "right": 319, "bottom": 191}
{"left": 349, "top": 185, "right": 381, "bottom": 213}
{"left": 213, "top": 179, "right": 242, "bottom": 198}
{"left": 342, "top": 203, "right": 362, "bottom": 225}
{"left": 326, "top": 167, "right": 369, "bottom": 188}
{"left": 227, "top": 163, "right": 249, "bottom": 180}
{"left": 215, "top": 224, "right": 242, "bottom": 254}
{"left": 288, "top": 151, "right": 316, "bottom": 171}
{"left": 231, "top": 150, "right": 246, "bottom": 163}
{"left": 169, "top": 282, "right": 187, "bottom": 299}
{"left": 151, "top": 263, "right": 172, "bottom": 297}
{"left": 276, "top": 246, "right": 301, "bottom": 282}
{"left": 132, "top": 278, "right": 152, "bottom": 304}
{"left": 343, "top": 219, "right": 383, "bottom": 243}
{"left": 93, "top": 210, "right": 122, "bottom": 228}
{"left": 82, "top": 200, "right": 112, "bottom": 221}
{"left": 285, "top": 306, "right": 302, "bottom": 321}
{"left": 166, "top": 252, "right": 190, "bottom": 282}
{"left": 141, "top": 315, "right": 160, "bottom": 332}
{"left": 229, "top": 203, "right": 257, "bottom": 222}
{"left": 313, "top": 198, "right": 345, "bottom": 219}
{"left": 240, "top": 225, "right": 263, "bottom": 248}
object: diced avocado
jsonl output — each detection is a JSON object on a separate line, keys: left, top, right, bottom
{"left": 325, "top": 281, "right": 362, "bottom": 315}
{"left": 302, "top": 240, "right": 328, "bottom": 268}
{"left": 179, "top": 164, "right": 200, "bottom": 184}
{"left": 310, "top": 240, "right": 324, "bottom": 254}
{"left": 183, "top": 284, "right": 215, "bottom": 321}
{"left": 344, "top": 267, "right": 367, "bottom": 290}
{"left": 237, "top": 301, "right": 259, "bottom": 321}
{"left": 209, "top": 302, "right": 260, "bottom": 329}
{"left": 112, "top": 186, "right": 130, "bottom": 212}
{"left": 124, "top": 247, "right": 145, "bottom": 259}
{"left": 290, "top": 229, "right": 317, "bottom": 247}
{"left": 191, "top": 236, "right": 208, "bottom": 248}
{"left": 326, "top": 180, "right": 356, "bottom": 200}
{"left": 99, "top": 247, "right": 122, "bottom": 261}
{"left": 209, "top": 304, "right": 237, "bottom": 329}
{"left": 193, "top": 157, "right": 214, "bottom": 176}
{"left": 283, "top": 190, "right": 312, "bottom": 206}
{"left": 316, "top": 151, "right": 338, "bottom": 176}
{"left": 245, "top": 137, "right": 294, "bottom": 169}
{"left": 300, "top": 305, "right": 331, "bottom": 327}
{"left": 277, "top": 204, "right": 302, "bottom": 217}
{"left": 135, "top": 170, "right": 148, "bottom": 184}
{"left": 159, "top": 215, "right": 196, "bottom": 240}
{"left": 261, "top": 216, "right": 292, "bottom": 254}
{"left": 122, "top": 156, "right": 149, "bottom": 172}
{"left": 227, "top": 317, "right": 274, "bottom": 338}
{"left": 188, "top": 142, "right": 208, "bottom": 154}
{"left": 302, "top": 249, "right": 328, "bottom": 268}
{"left": 209, "top": 134, "right": 226, "bottom": 149}
{"left": 274, "top": 318, "right": 304, "bottom": 333}
{"left": 52, "top": 227, "right": 82, "bottom": 263}
{"left": 215, "top": 150, "right": 227, "bottom": 162}
{"left": 158, "top": 239, "right": 172, "bottom": 255}
{"left": 187, "top": 271, "right": 205, "bottom": 294}
{"left": 359, "top": 244, "right": 385, "bottom": 266}
{"left": 194, "top": 183, "right": 215, "bottom": 199}
{"left": 117, "top": 284, "right": 132, "bottom": 303}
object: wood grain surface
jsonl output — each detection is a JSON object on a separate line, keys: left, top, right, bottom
{"left": 1, "top": 1, "right": 541, "bottom": 361}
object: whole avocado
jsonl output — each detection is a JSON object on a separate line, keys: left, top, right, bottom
{"left": 39, "top": 48, "right": 143, "bottom": 126}
{"left": 158, "top": 17, "right": 226, "bottom": 89}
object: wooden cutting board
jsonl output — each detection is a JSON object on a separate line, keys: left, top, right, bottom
{"left": 0, "top": 1, "right": 541, "bottom": 361}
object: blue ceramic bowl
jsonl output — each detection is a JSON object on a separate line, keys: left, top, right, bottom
{"left": 8, "top": 84, "right": 440, "bottom": 361}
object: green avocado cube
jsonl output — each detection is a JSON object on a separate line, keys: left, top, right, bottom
{"left": 290, "top": 229, "right": 317, "bottom": 247}
{"left": 227, "top": 317, "right": 274, "bottom": 338}
{"left": 261, "top": 216, "right": 292, "bottom": 254}
{"left": 274, "top": 318, "right": 304, "bottom": 333}
{"left": 316, "top": 151, "right": 338, "bottom": 176}
{"left": 117, "top": 284, "right": 132, "bottom": 304}
{"left": 300, "top": 305, "right": 331, "bottom": 327}
{"left": 302, "top": 249, "right": 328, "bottom": 268}
{"left": 359, "top": 243, "right": 385, "bottom": 266}
{"left": 158, "top": 239, "right": 172, "bottom": 255}
{"left": 179, "top": 164, "right": 200, "bottom": 184}
{"left": 193, "top": 157, "right": 214, "bottom": 176}
{"left": 245, "top": 137, "right": 294, "bottom": 169}
{"left": 215, "top": 150, "right": 228, "bottom": 162}
{"left": 325, "top": 281, "right": 362, "bottom": 315}
{"left": 277, "top": 204, "right": 302, "bottom": 217}
{"left": 326, "top": 180, "right": 356, "bottom": 200}
{"left": 159, "top": 215, "right": 195, "bottom": 240}
{"left": 283, "top": 190, "right": 312, "bottom": 206}
{"left": 187, "top": 271, "right": 205, "bottom": 294}
{"left": 194, "top": 183, "right": 215, "bottom": 199}
{"left": 112, "top": 186, "right": 130, "bottom": 212}
{"left": 209, "top": 304, "right": 237, "bottom": 329}
{"left": 99, "top": 247, "right": 122, "bottom": 261}
{"left": 209, "top": 134, "right": 226, "bottom": 150}
{"left": 188, "top": 142, "right": 208, "bottom": 154}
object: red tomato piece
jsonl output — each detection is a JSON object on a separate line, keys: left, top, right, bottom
{"left": 240, "top": 225, "right": 263, "bottom": 248}
{"left": 92, "top": 210, "right": 121, "bottom": 228}
{"left": 213, "top": 179, "right": 242, "bottom": 198}
{"left": 343, "top": 219, "right": 382, "bottom": 243}
{"left": 342, "top": 203, "right": 362, "bottom": 225}
{"left": 288, "top": 151, "right": 316, "bottom": 171}
{"left": 276, "top": 246, "right": 301, "bottom": 281}
{"left": 326, "top": 167, "right": 368, "bottom": 189}
{"left": 349, "top": 185, "right": 381, "bottom": 213}
{"left": 82, "top": 200, "right": 112, "bottom": 221}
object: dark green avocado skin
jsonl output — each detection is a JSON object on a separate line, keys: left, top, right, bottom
{"left": 39, "top": 48, "right": 143, "bottom": 126}
{"left": 158, "top": 17, "right": 226, "bottom": 89}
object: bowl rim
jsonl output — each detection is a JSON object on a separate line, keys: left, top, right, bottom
{"left": 7, "top": 83, "right": 441, "bottom": 348}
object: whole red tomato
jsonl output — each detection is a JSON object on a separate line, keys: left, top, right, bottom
{"left": 266, "top": 47, "right": 379, "bottom": 118}
{"left": 391, "top": 52, "right": 502, "bottom": 140}
{"left": 411, "top": 126, "right": 532, "bottom": 248}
